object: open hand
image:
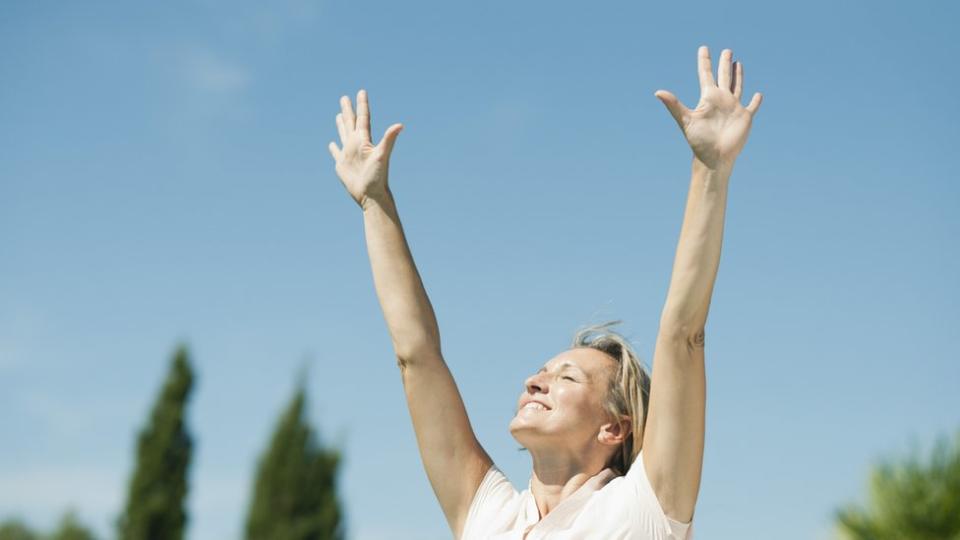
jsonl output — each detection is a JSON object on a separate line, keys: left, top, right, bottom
{"left": 328, "top": 89, "right": 403, "bottom": 208}
{"left": 655, "top": 46, "right": 763, "bottom": 170}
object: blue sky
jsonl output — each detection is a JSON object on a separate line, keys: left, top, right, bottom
{"left": 2, "top": 0, "right": 958, "bottom": 538}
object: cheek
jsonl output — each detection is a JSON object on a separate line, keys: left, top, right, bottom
{"left": 557, "top": 387, "right": 605, "bottom": 421}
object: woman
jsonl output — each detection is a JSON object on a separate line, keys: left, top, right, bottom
{"left": 327, "top": 45, "right": 763, "bottom": 539}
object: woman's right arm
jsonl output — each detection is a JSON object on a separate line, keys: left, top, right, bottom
{"left": 328, "top": 89, "right": 492, "bottom": 538}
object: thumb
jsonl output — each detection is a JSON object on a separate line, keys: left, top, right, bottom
{"left": 654, "top": 90, "right": 687, "bottom": 129}
{"left": 745, "top": 92, "right": 763, "bottom": 116}
{"left": 378, "top": 123, "right": 403, "bottom": 157}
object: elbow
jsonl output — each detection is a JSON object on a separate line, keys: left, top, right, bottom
{"left": 658, "top": 320, "right": 706, "bottom": 350}
{"left": 390, "top": 325, "right": 441, "bottom": 368}
{"left": 393, "top": 339, "right": 443, "bottom": 370}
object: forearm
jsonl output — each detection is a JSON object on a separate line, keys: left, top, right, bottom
{"left": 659, "top": 157, "right": 733, "bottom": 336}
{"left": 361, "top": 188, "right": 441, "bottom": 363}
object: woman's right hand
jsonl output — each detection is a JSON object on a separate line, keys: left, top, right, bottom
{"left": 328, "top": 89, "right": 404, "bottom": 209}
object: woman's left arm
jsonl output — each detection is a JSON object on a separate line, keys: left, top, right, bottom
{"left": 642, "top": 46, "right": 763, "bottom": 524}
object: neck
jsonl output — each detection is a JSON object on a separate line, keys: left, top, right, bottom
{"left": 527, "top": 445, "right": 611, "bottom": 519}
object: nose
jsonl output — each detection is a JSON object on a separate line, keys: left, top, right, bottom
{"left": 524, "top": 371, "right": 549, "bottom": 395}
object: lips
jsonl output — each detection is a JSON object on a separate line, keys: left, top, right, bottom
{"left": 519, "top": 397, "right": 552, "bottom": 411}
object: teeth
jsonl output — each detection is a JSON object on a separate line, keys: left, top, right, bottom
{"left": 523, "top": 402, "right": 548, "bottom": 411}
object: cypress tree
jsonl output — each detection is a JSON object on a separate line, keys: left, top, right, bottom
{"left": 244, "top": 381, "right": 343, "bottom": 540}
{"left": 117, "top": 344, "right": 194, "bottom": 540}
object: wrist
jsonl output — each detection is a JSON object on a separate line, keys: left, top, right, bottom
{"left": 693, "top": 155, "right": 734, "bottom": 178}
{"left": 360, "top": 187, "right": 394, "bottom": 212}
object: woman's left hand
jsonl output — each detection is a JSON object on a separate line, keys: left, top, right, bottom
{"left": 655, "top": 46, "right": 763, "bottom": 170}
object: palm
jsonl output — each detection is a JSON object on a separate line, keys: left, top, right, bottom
{"left": 328, "top": 90, "right": 403, "bottom": 208}
{"left": 337, "top": 136, "right": 386, "bottom": 202}
{"left": 655, "top": 46, "right": 763, "bottom": 170}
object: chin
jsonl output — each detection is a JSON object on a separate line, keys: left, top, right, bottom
{"left": 509, "top": 417, "right": 547, "bottom": 448}
{"left": 509, "top": 429, "right": 532, "bottom": 450}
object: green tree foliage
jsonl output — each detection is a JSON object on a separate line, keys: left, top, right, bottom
{"left": 244, "top": 381, "right": 343, "bottom": 540}
{"left": 117, "top": 344, "right": 195, "bottom": 540}
{"left": 48, "top": 512, "right": 96, "bottom": 540}
{"left": 836, "top": 430, "right": 960, "bottom": 539}
{"left": 0, "top": 519, "right": 38, "bottom": 540}
{"left": 0, "top": 511, "right": 96, "bottom": 540}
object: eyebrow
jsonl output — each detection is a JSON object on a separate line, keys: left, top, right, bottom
{"left": 538, "top": 361, "right": 589, "bottom": 378}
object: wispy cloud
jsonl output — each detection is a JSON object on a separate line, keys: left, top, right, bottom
{"left": 16, "top": 390, "right": 93, "bottom": 438}
{"left": 0, "top": 306, "right": 48, "bottom": 371}
{"left": 0, "top": 336, "right": 23, "bottom": 370}
{"left": 181, "top": 48, "right": 252, "bottom": 94}
{"left": 168, "top": 0, "right": 325, "bottom": 103}
{"left": 213, "top": 0, "right": 322, "bottom": 43}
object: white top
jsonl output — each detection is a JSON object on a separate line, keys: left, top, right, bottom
{"left": 460, "top": 450, "right": 694, "bottom": 540}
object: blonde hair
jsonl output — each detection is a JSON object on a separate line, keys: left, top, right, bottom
{"left": 571, "top": 320, "right": 651, "bottom": 475}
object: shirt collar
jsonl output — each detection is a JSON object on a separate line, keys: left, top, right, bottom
{"left": 522, "top": 467, "right": 619, "bottom": 532}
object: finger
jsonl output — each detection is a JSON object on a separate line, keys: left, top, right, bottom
{"left": 340, "top": 95, "right": 356, "bottom": 131}
{"left": 328, "top": 141, "right": 342, "bottom": 162}
{"left": 745, "top": 92, "right": 763, "bottom": 115}
{"left": 697, "top": 45, "right": 715, "bottom": 91}
{"left": 733, "top": 61, "right": 743, "bottom": 100}
{"left": 654, "top": 90, "right": 688, "bottom": 130}
{"left": 717, "top": 49, "right": 733, "bottom": 92}
{"left": 336, "top": 113, "right": 347, "bottom": 144}
{"left": 378, "top": 123, "right": 403, "bottom": 157}
{"left": 357, "top": 89, "right": 371, "bottom": 143}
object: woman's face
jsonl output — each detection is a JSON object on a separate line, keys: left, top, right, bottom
{"left": 509, "top": 347, "right": 618, "bottom": 452}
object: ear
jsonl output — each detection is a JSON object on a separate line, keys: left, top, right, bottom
{"left": 597, "top": 416, "right": 632, "bottom": 447}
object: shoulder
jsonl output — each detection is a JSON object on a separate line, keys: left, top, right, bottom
{"left": 459, "top": 464, "right": 523, "bottom": 540}
{"left": 612, "top": 450, "right": 696, "bottom": 539}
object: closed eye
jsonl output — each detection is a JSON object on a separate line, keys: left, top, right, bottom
{"left": 562, "top": 376, "right": 576, "bottom": 382}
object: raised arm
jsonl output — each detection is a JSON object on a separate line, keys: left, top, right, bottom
{"left": 327, "top": 90, "right": 492, "bottom": 537}
{"left": 642, "top": 47, "right": 763, "bottom": 523}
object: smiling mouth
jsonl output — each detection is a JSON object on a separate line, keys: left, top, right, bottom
{"left": 521, "top": 402, "right": 550, "bottom": 411}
